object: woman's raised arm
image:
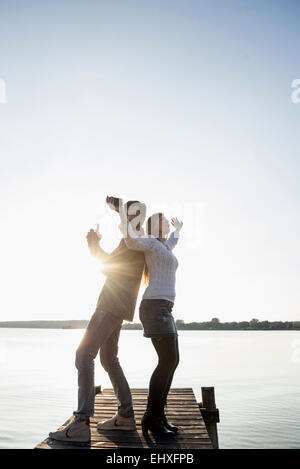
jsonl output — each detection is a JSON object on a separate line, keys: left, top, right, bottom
{"left": 165, "top": 218, "right": 183, "bottom": 250}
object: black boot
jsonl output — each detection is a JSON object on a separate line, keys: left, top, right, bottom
{"left": 141, "top": 411, "right": 175, "bottom": 438}
{"left": 161, "top": 413, "right": 178, "bottom": 433}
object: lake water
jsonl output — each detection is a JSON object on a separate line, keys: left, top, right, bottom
{"left": 0, "top": 328, "right": 300, "bottom": 449}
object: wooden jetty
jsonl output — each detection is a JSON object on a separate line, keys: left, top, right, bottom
{"left": 36, "top": 387, "right": 219, "bottom": 449}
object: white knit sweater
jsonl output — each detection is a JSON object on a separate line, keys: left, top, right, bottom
{"left": 119, "top": 209, "right": 179, "bottom": 302}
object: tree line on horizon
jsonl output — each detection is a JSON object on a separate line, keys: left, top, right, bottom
{"left": 123, "top": 317, "right": 300, "bottom": 330}
{"left": 0, "top": 318, "right": 299, "bottom": 330}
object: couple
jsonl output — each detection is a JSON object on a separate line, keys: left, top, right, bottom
{"left": 49, "top": 196, "right": 183, "bottom": 442}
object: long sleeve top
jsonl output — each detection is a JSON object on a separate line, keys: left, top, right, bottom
{"left": 119, "top": 206, "right": 179, "bottom": 303}
{"left": 87, "top": 232, "right": 145, "bottom": 322}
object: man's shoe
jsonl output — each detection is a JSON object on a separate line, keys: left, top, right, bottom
{"left": 49, "top": 417, "right": 91, "bottom": 442}
{"left": 97, "top": 414, "right": 136, "bottom": 431}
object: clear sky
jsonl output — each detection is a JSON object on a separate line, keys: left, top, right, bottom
{"left": 0, "top": 0, "right": 300, "bottom": 322}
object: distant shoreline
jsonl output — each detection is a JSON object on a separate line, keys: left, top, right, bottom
{"left": 0, "top": 319, "right": 299, "bottom": 331}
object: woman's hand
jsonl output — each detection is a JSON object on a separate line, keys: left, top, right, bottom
{"left": 106, "top": 195, "right": 123, "bottom": 213}
{"left": 171, "top": 217, "right": 183, "bottom": 231}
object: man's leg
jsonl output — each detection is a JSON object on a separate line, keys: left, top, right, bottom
{"left": 49, "top": 308, "right": 122, "bottom": 442}
{"left": 99, "top": 324, "right": 134, "bottom": 418}
{"left": 74, "top": 308, "right": 122, "bottom": 420}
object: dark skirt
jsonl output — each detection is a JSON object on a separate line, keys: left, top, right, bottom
{"left": 139, "top": 299, "right": 178, "bottom": 338}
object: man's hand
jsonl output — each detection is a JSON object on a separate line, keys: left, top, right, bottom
{"left": 86, "top": 225, "right": 110, "bottom": 262}
{"left": 106, "top": 196, "right": 123, "bottom": 213}
{"left": 171, "top": 217, "right": 183, "bottom": 231}
{"left": 86, "top": 226, "right": 102, "bottom": 246}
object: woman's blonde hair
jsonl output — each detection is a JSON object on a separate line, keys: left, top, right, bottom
{"left": 143, "top": 213, "right": 163, "bottom": 285}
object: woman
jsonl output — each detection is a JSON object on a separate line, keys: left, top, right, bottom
{"left": 119, "top": 205, "right": 183, "bottom": 438}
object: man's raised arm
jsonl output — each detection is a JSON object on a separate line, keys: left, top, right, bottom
{"left": 86, "top": 226, "right": 110, "bottom": 262}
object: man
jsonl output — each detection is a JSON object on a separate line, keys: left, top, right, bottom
{"left": 49, "top": 196, "right": 146, "bottom": 442}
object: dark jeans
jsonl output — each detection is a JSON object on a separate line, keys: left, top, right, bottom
{"left": 73, "top": 308, "right": 134, "bottom": 420}
{"left": 147, "top": 336, "right": 180, "bottom": 417}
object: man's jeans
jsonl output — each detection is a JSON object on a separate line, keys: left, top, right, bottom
{"left": 73, "top": 308, "right": 134, "bottom": 420}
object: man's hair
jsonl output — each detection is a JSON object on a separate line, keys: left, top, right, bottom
{"left": 125, "top": 200, "right": 146, "bottom": 223}
{"left": 124, "top": 200, "right": 140, "bottom": 217}
{"left": 124, "top": 200, "right": 147, "bottom": 237}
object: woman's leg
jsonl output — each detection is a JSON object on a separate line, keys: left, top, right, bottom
{"left": 146, "top": 336, "right": 179, "bottom": 417}
{"left": 160, "top": 337, "right": 179, "bottom": 409}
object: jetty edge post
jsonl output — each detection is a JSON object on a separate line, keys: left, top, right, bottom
{"left": 198, "top": 387, "right": 220, "bottom": 449}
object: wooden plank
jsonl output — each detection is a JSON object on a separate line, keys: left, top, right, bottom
{"left": 35, "top": 388, "right": 213, "bottom": 449}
